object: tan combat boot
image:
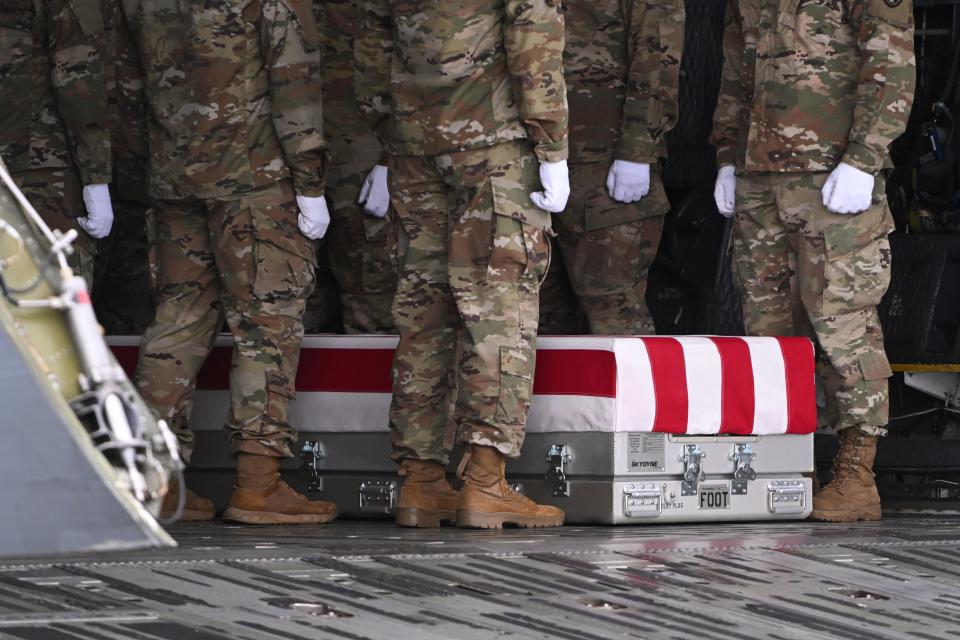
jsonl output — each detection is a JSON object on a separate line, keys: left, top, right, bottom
{"left": 395, "top": 459, "right": 459, "bottom": 528}
{"left": 222, "top": 454, "right": 337, "bottom": 524}
{"left": 457, "top": 445, "right": 564, "bottom": 529}
{"left": 159, "top": 479, "right": 215, "bottom": 522}
{"left": 810, "top": 427, "right": 881, "bottom": 522}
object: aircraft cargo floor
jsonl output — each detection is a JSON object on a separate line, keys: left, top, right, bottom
{"left": 1, "top": 516, "right": 959, "bottom": 640}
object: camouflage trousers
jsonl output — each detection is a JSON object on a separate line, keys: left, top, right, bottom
{"left": 388, "top": 140, "right": 550, "bottom": 462}
{"left": 94, "top": 197, "right": 155, "bottom": 335}
{"left": 733, "top": 172, "right": 893, "bottom": 436}
{"left": 13, "top": 168, "right": 96, "bottom": 287}
{"left": 135, "top": 180, "right": 316, "bottom": 463}
{"left": 540, "top": 162, "right": 667, "bottom": 335}
{"left": 323, "top": 161, "right": 398, "bottom": 334}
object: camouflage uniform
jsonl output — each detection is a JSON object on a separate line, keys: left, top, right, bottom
{"left": 712, "top": 0, "right": 916, "bottom": 435}
{"left": 93, "top": 0, "right": 154, "bottom": 335}
{"left": 541, "top": 0, "right": 682, "bottom": 335}
{"left": 308, "top": 0, "right": 397, "bottom": 335}
{"left": 125, "top": 0, "right": 326, "bottom": 461}
{"left": 356, "top": 0, "right": 568, "bottom": 461}
{"left": 0, "top": 0, "right": 111, "bottom": 285}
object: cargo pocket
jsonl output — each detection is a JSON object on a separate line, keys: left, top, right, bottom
{"left": 280, "top": 0, "right": 321, "bottom": 51}
{"left": 858, "top": 351, "right": 892, "bottom": 382}
{"left": 495, "top": 346, "right": 535, "bottom": 426}
{"left": 584, "top": 168, "right": 669, "bottom": 231}
{"left": 68, "top": 0, "right": 105, "bottom": 36}
{"left": 821, "top": 217, "right": 892, "bottom": 318}
{"left": 250, "top": 205, "right": 316, "bottom": 317}
{"left": 487, "top": 177, "right": 550, "bottom": 282}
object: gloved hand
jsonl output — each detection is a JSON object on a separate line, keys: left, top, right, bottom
{"left": 822, "top": 162, "right": 875, "bottom": 214}
{"left": 606, "top": 160, "right": 650, "bottom": 203}
{"left": 714, "top": 164, "right": 737, "bottom": 218}
{"left": 297, "top": 194, "right": 330, "bottom": 240}
{"left": 78, "top": 183, "right": 114, "bottom": 238}
{"left": 530, "top": 160, "right": 570, "bottom": 213}
{"left": 358, "top": 164, "right": 390, "bottom": 218}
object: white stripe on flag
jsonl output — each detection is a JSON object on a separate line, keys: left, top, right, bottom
{"left": 527, "top": 395, "right": 617, "bottom": 433}
{"left": 743, "top": 337, "right": 789, "bottom": 435}
{"left": 615, "top": 339, "right": 657, "bottom": 432}
{"left": 680, "top": 337, "right": 723, "bottom": 434}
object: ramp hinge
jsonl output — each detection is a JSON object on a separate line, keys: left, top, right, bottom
{"left": 545, "top": 444, "right": 572, "bottom": 497}
{"left": 680, "top": 444, "right": 704, "bottom": 496}
{"left": 299, "top": 440, "right": 325, "bottom": 492}
{"left": 730, "top": 443, "right": 757, "bottom": 495}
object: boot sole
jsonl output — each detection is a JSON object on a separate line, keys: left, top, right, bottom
{"left": 396, "top": 507, "right": 457, "bottom": 528}
{"left": 809, "top": 505, "right": 882, "bottom": 523}
{"left": 221, "top": 507, "right": 336, "bottom": 525}
{"left": 456, "top": 510, "right": 564, "bottom": 529}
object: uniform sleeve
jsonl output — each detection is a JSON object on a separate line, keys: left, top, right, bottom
{"left": 616, "top": 0, "right": 684, "bottom": 164}
{"left": 261, "top": 0, "right": 328, "bottom": 197}
{"left": 48, "top": 0, "right": 111, "bottom": 185}
{"left": 353, "top": 0, "right": 394, "bottom": 147}
{"left": 842, "top": 0, "right": 916, "bottom": 173}
{"left": 710, "top": 0, "right": 742, "bottom": 168}
{"left": 504, "top": 0, "right": 568, "bottom": 163}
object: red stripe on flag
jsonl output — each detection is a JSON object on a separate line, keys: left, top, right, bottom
{"left": 112, "top": 345, "right": 139, "bottom": 378}
{"left": 643, "top": 338, "right": 688, "bottom": 434}
{"left": 710, "top": 337, "right": 755, "bottom": 435}
{"left": 776, "top": 337, "right": 817, "bottom": 435}
{"left": 192, "top": 347, "right": 396, "bottom": 393}
{"left": 295, "top": 348, "right": 394, "bottom": 393}
{"left": 111, "top": 345, "right": 619, "bottom": 397}
{"left": 533, "top": 349, "right": 617, "bottom": 397}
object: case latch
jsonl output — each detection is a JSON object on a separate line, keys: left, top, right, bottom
{"left": 680, "top": 444, "right": 704, "bottom": 496}
{"left": 622, "top": 483, "right": 662, "bottom": 518}
{"left": 545, "top": 444, "right": 572, "bottom": 497}
{"left": 359, "top": 480, "right": 397, "bottom": 515}
{"left": 299, "top": 440, "right": 325, "bottom": 492}
{"left": 730, "top": 443, "right": 757, "bottom": 495}
{"left": 768, "top": 480, "right": 806, "bottom": 514}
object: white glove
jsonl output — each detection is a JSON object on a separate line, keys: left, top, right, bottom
{"left": 530, "top": 160, "right": 570, "bottom": 213}
{"left": 358, "top": 164, "right": 390, "bottom": 218}
{"left": 296, "top": 194, "right": 330, "bottom": 240}
{"left": 714, "top": 165, "right": 737, "bottom": 218}
{"left": 606, "top": 160, "right": 650, "bottom": 203}
{"left": 822, "top": 162, "right": 875, "bottom": 215}
{"left": 78, "top": 183, "right": 115, "bottom": 239}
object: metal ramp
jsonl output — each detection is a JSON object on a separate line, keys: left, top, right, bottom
{"left": 0, "top": 517, "right": 958, "bottom": 639}
{"left": 0, "top": 320, "right": 172, "bottom": 557}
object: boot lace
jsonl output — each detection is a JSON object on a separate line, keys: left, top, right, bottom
{"left": 830, "top": 431, "right": 865, "bottom": 491}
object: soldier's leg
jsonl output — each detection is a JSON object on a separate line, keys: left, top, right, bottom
{"left": 325, "top": 162, "right": 398, "bottom": 334}
{"left": 302, "top": 238, "right": 342, "bottom": 333}
{"left": 94, "top": 197, "right": 155, "bottom": 335}
{"left": 135, "top": 198, "right": 222, "bottom": 465}
{"left": 557, "top": 162, "right": 668, "bottom": 335}
{"left": 777, "top": 172, "right": 893, "bottom": 522}
{"left": 731, "top": 173, "right": 797, "bottom": 337}
{"left": 447, "top": 141, "right": 564, "bottom": 528}
{"left": 538, "top": 231, "right": 586, "bottom": 335}
{"left": 211, "top": 181, "right": 336, "bottom": 525}
{"left": 443, "top": 141, "right": 550, "bottom": 457}
{"left": 207, "top": 181, "right": 315, "bottom": 459}
{"left": 387, "top": 155, "right": 458, "bottom": 464}
{"left": 15, "top": 168, "right": 96, "bottom": 288}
